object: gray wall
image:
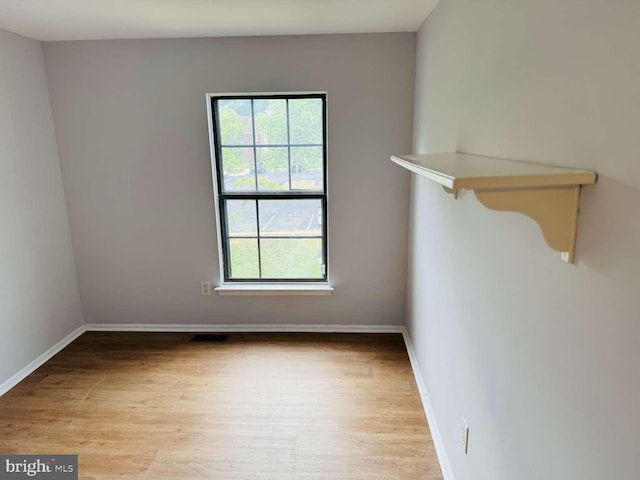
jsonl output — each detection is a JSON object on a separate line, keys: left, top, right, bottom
{"left": 43, "top": 34, "right": 415, "bottom": 326}
{"left": 0, "top": 29, "right": 84, "bottom": 386}
{"left": 407, "top": 0, "right": 640, "bottom": 479}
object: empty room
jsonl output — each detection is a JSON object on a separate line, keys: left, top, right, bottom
{"left": 0, "top": 0, "right": 638, "bottom": 479}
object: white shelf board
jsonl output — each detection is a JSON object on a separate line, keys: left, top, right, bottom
{"left": 390, "top": 152, "right": 597, "bottom": 190}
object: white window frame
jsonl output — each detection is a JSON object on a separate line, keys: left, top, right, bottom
{"left": 206, "top": 92, "right": 333, "bottom": 295}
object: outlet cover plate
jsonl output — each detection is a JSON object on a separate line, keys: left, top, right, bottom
{"left": 200, "top": 281, "right": 212, "bottom": 296}
{"left": 462, "top": 418, "right": 469, "bottom": 455}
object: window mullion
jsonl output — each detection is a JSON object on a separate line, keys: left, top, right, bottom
{"left": 250, "top": 99, "right": 259, "bottom": 191}
{"left": 250, "top": 100, "right": 264, "bottom": 279}
{"left": 220, "top": 193, "right": 325, "bottom": 201}
{"left": 286, "top": 99, "right": 292, "bottom": 190}
{"left": 219, "top": 143, "right": 322, "bottom": 149}
{"left": 255, "top": 198, "right": 263, "bottom": 279}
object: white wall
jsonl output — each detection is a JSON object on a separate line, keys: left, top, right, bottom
{"left": 0, "top": 29, "right": 84, "bottom": 386}
{"left": 43, "top": 34, "right": 415, "bottom": 326}
{"left": 408, "top": 0, "right": 640, "bottom": 479}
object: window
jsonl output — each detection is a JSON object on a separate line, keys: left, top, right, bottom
{"left": 208, "top": 93, "right": 328, "bottom": 283}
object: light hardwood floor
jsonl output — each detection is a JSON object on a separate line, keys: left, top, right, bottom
{"left": 0, "top": 332, "right": 442, "bottom": 480}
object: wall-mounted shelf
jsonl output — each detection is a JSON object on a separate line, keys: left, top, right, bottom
{"left": 391, "top": 152, "right": 597, "bottom": 263}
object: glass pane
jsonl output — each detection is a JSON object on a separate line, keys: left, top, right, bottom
{"left": 221, "top": 147, "right": 256, "bottom": 191}
{"left": 256, "top": 147, "right": 289, "bottom": 191}
{"left": 217, "top": 99, "right": 253, "bottom": 145}
{"left": 289, "top": 98, "right": 323, "bottom": 145}
{"left": 228, "top": 238, "right": 260, "bottom": 278}
{"left": 260, "top": 238, "right": 323, "bottom": 279}
{"left": 254, "top": 99, "right": 287, "bottom": 145}
{"left": 259, "top": 199, "right": 322, "bottom": 237}
{"left": 290, "top": 146, "right": 323, "bottom": 191}
{"left": 226, "top": 200, "right": 257, "bottom": 237}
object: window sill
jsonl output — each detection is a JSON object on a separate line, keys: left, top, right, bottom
{"left": 215, "top": 284, "right": 334, "bottom": 296}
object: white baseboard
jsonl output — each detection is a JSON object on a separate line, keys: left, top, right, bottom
{"left": 0, "top": 325, "right": 87, "bottom": 397}
{"left": 93, "top": 324, "right": 452, "bottom": 478}
{"left": 1, "top": 321, "right": 452, "bottom": 480}
{"left": 1, "top": 323, "right": 403, "bottom": 397}
{"left": 84, "top": 323, "right": 405, "bottom": 334}
{"left": 401, "top": 327, "right": 454, "bottom": 480}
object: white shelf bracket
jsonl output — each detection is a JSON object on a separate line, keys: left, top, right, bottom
{"left": 391, "top": 152, "right": 595, "bottom": 263}
{"left": 474, "top": 185, "right": 581, "bottom": 263}
{"left": 442, "top": 186, "right": 458, "bottom": 199}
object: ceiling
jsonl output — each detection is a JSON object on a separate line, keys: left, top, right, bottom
{"left": 0, "top": 0, "right": 440, "bottom": 41}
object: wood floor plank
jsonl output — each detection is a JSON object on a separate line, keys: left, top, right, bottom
{"left": 0, "top": 332, "right": 442, "bottom": 479}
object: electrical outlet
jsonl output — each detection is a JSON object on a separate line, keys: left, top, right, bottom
{"left": 461, "top": 418, "right": 469, "bottom": 455}
{"left": 200, "top": 281, "right": 212, "bottom": 296}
